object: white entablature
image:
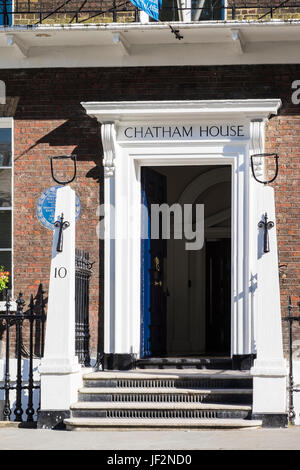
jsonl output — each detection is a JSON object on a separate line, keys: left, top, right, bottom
{"left": 82, "top": 99, "right": 280, "bottom": 177}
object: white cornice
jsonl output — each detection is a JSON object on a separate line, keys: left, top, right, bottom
{"left": 2, "top": 20, "right": 300, "bottom": 32}
{"left": 81, "top": 99, "right": 282, "bottom": 123}
{"left": 0, "top": 22, "right": 300, "bottom": 67}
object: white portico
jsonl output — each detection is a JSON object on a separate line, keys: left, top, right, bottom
{"left": 81, "top": 99, "right": 287, "bottom": 420}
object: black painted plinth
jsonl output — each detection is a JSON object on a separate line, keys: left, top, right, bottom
{"left": 232, "top": 354, "right": 256, "bottom": 370}
{"left": 101, "top": 353, "right": 136, "bottom": 370}
{"left": 136, "top": 357, "right": 233, "bottom": 370}
{"left": 252, "top": 413, "right": 288, "bottom": 428}
{"left": 37, "top": 410, "right": 70, "bottom": 430}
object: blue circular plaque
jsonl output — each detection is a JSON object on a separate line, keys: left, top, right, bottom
{"left": 37, "top": 186, "right": 81, "bottom": 230}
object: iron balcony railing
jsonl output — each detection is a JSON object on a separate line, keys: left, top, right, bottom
{"left": 0, "top": 288, "right": 46, "bottom": 423}
{"left": 1, "top": 0, "right": 300, "bottom": 25}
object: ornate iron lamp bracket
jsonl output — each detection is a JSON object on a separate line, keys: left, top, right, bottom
{"left": 50, "top": 155, "right": 77, "bottom": 185}
{"left": 250, "top": 153, "right": 279, "bottom": 185}
{"left": 168, "top": 24, "right": 183, "bottom": 40}
{"left": 258, "top": 212, "right": 274, "bottom": 253}
{"left": 54, "top": 213, "right": 70, "bottom": 253}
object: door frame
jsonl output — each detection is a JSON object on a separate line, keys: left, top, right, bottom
{"left": 150, "top": 165, "right": 232, "bottom": 357}
{"left": 81, "top": 99, "right": 282, "bottom": 365}
{"left": 135, "top": 156, "right": 235, "bottom": 359}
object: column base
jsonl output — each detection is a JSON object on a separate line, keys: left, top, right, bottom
{"left": 39, "top": 358, "right": 82, "bottom": 411}
{"left": 252, "top": 413, "right": 288, "bottom": 428}
{"left": 37, "top": 410, "right": 70, "bottom": 430}
{"left": 251, "top": 359, "right": 287, "bottom": 418}
{"left": 232, "top": 354, "right": 256, "bottom": 370}
{"left": 101, "top": 353, "right": 136, "bottom": 370}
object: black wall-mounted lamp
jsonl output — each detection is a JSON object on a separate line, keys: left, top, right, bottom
{"left": 54, "top": 213, "right": 70, "bottom": 253}
{"left": 250, "top": 153, "right": 279, "bottom": 185}
{"left": 258, "top": 212, "right": 274, "bottom": 253}
{"left": 50, "top": 155, "right": 77, "bottom": 185}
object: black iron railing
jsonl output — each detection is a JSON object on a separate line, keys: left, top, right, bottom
{"left": 0, "top": 287, "right": 46, "bottom": 423}
{"left": 284, "top": 296, "right": 300, "bottom": 425}
{"left": 75, "top": 249, "right": 93, "bottom": 367}
{"left": 1, "top": 0, "right": 300, "bottom": 25}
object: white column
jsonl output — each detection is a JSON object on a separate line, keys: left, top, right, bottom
{"left": 248, "top": 119, "right": 287, "bottom": 416}
{"left": 39, "top": 186, "right": 82, "bottom": 412}
{"left": 101, "top": 123, "right": 117, "bottom": 355}
{"left": 114, "top": 145, "right": 130, "bottom": 354}
{"left": 231, "top": 150, "right": 249, "bottom": 356}
{"left": 103, "top": 173, "right": 116, "bottom": 353}
{"left": 251, "top": 184, "right": 287, "bottom": 415}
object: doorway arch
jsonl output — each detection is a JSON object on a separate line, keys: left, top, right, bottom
{"left": 166, "top": 166, "right": 232, "bottom": 356}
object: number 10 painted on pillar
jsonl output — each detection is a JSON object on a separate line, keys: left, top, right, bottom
{"left": 54, "top": 267, "right": 68, "bottom": 279}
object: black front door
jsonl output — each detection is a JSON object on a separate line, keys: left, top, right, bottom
{"left": 141, "top": 167, "right": 167, "bottom": 357}
{"left": 205, "top": 239, "right": 231, "bottom": 355}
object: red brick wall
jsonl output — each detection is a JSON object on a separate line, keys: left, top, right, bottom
{"left": 0, "top": 65, "right": 300, "bottom": 357}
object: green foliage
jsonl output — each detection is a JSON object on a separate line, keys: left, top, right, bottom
{"left": 0, "top": 266, "right": 9, "bottom": 293}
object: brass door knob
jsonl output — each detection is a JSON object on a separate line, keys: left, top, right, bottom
{"left": 154, "top": 256, "right": 161, "bottom": 272}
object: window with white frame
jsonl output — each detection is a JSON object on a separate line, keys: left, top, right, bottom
{"left": 0, "top": 120, "right": 12, "bottom": 301}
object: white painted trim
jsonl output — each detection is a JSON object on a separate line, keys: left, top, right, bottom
{"left": 0, "top": 118, "right": 13, "bottom": 128}
{"left": 1, "top": 23, "right": 300, "bottom": 68}
{"left": 2, "top": 20, "right": 300, "bottom": 32}
{"left": 81, "top": 99, "right": 283, "bottom": 366}
{"left": 131, "top": 153, "right": 237, "bottom": 357}
{"left": 0, "top": 117, "right": 13, "bottom": 301}
{"left": 82, "top": 99, "right": 282, "bottom": 122}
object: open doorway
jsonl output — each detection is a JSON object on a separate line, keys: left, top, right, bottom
{"left": 140, "top": 165, "right": 231, "bottom": 358}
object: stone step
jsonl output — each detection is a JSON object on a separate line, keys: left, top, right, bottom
{"left": 83, "top": 374, "right": 252, "bottom": 390}
{"left": 71, "top": 402, "right": 252, "bottom": 410}
{"left": 70, "top": 401, "right": 252, "bottom": 419}
{"left": 78, "top": 387, "right": 253, "bottom": 405}
{"left": 84, "top": 369, "right": 251, "bottom": 380}
{"left": 71, "top": 409, "right": 250, "bottom": 419}
{"left": 64, "top": 417, "right": 262, "bottom": 431}
{"left": 71, "top": 368, "right": 254, "bottom": 429}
